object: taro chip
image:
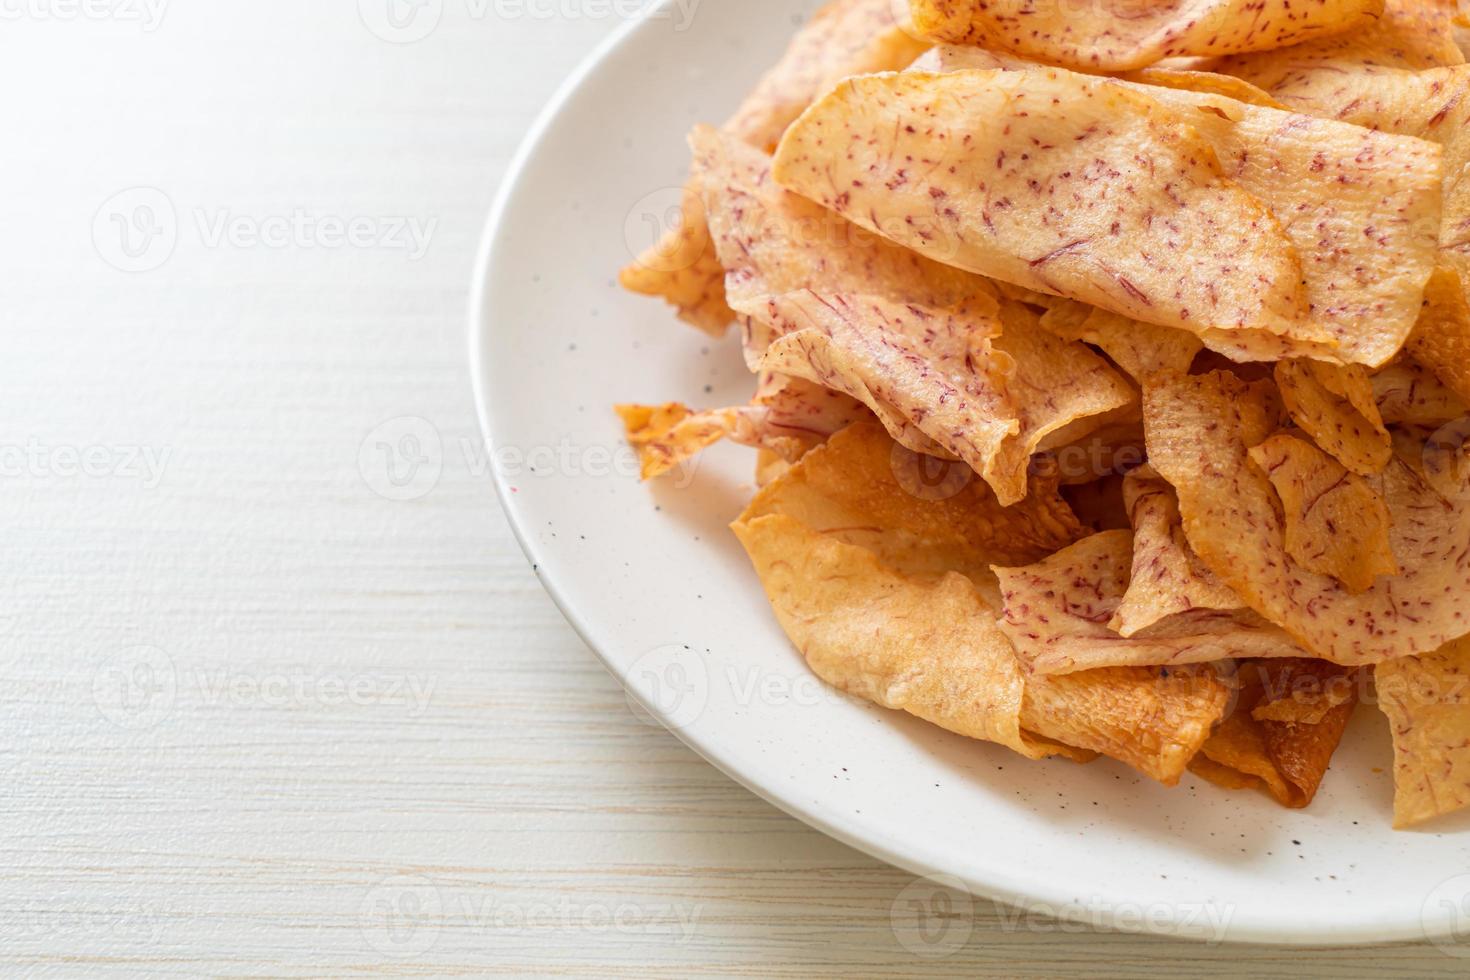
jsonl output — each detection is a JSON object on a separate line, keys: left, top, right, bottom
{"left": 776, "top": 68, "right": 1444, "bottom": 366}
{"left": 733, "top": 513, "right": 1230, "bottom": 783}
{"left": 738, "top": 420, "right": 1083, "bottom": 585}
{"left": 913, "top": 43, "right": 1290, "bottom": 108}
{"left": 1049, "top": 420, "right": 1148, "bottom": 487}
{"left": 989, "top": 302, "right": 1139, "bottom": 482}
{"left": 720, "top": 0, "right": 929, "bottom": 154}
{"left": 1252, "top": 661, "right": 1359, "bottom": 725}
{"left": 1061, "top": 474, "right": 1132, "bottom": 533}
{"left": 755, "top": 290, "right": 1020, "bottom": 493}
{"left": 692, "top": 127, "right": 996, "bottom": 369}
{"left": 1131, "top": 83, "right": 1444, "bottom": 367}
{"left": 619, "top": 179, "right": 734, "bottom": 336}
{"left": 1373, "top": 356, "right": 1469, "bottom": 425}
{"left": 754, "top": 449, "right": 790, "bottom": 488}
{"left": 1249, "top": 433, "right": 1400, "bottom": 593}
{"left": 1218, "top": 0, "right": 1468, "bottom": 98}
{"left": 619, "top": 0, "right": 927, "bottom": 333}
{"left": 617, "top": 373, "right": 870, "bottom": 479}
{"left": 772, "top": 69, "right": 1320, "bottom": 358}
{"left": 1410, "top": 267, "right": 1470, "bottom": 405}
{"left": 1144, "top": 370, "right": 1470, "bottom": 666}
{"left": 907, "top": 0, "right": 1380, "bottom": 71}
{"left": 1377, "top": 636, "right": 1470, "bottom": 828}
{"left": 1018, "top": 663, "right": 1231, "bottom": 786}
{"left": 1111, "top": 467, "right": 1244, "bottom": 636}
{"left": 993, "top": 530, "right": 1307, "bottom": 675}
{"left": 1274, "top": 359, "right": 1393, "bottom": 476}
{"left": 733, "top": 512, "right": 1081, "bottom": 761}
{"left": 1122, "top": 68, "right": 1287, "bottom": 108}
{"left": 1039, "top": 299, "right": 1203, "bottom": 383}
{"left": 1190, "top": 660, "right": 1360, "bottom": 809}
{"left": 756, "top": 291, "right": 1134, "bottom": 505}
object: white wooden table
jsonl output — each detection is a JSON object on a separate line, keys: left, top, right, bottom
{"left": 0, "top": 3, "right": 1455, "bottom": 974}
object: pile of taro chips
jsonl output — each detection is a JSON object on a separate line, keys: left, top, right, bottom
{"left": 617, "top": 0, "right": 1470, "bottom": 828}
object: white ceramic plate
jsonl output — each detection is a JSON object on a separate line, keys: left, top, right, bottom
{"left": 471, "top": 0, "right": 1470, "bottom": 947}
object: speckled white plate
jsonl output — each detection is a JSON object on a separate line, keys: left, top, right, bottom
{"left": 471, "top": 0, "right": 1470, "bottom": 947}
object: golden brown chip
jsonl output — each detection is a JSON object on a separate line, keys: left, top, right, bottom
{"left": 620, "top": 174, "right": 734, "bottom": 335}
{"left": 1039, "top": 299, "right": 1203, "bottom": 383}
{"left": 754, "top": 449, "right": 790, "bottom": 487}
{"left": 1274, "top": 360, "right": 1393, "bottom": 476}
{"left": 1145, "top": 370, "right": 1470, "bottom": 665}
{"left": 1191, "top": 660, "right": 1360, "bottom": 808}
{"left": 1373, "top": 356, "right": 1469, "bottom": 424}
{"left": 1061, "top": 474, "right": 1133, "bottom": 533}
{"left": 1377, "top": 635, "right": 1470, "bottom": 827}
{"left": 733, "top": 512, "right": 1076, "bottom": 760}
{"left": 739, "top": 420, "right": 1084, "bottom": 584}
{"left": 733, "top": 513, "right": 1230, "bottom": 782}
{"left": 617, "top": 402, "right": 733, "bottom": 480}
{"left": 619, "top": 0, "right": 927, "bottom": 333}
{"left": 773, "top": 69, "right": 1322, "bottom": 357}
{"left": 1410, "top": 266, "right": 1470, "bottom": 404}
{"left": 1249, "top": 432, "right": 1400, "bottom": 593}
{"left": 1252, "top": 660, "right": 1360, "bottom": 725}
{"left": 993, "top": 530, "right": 1307, "bottom": 674}
{"left": 1050, "top": 420, "right": 1148, "bottom": 488}
{"left": 616, "top": 374, "right": 869, "bottom": 479}
{"left": 907, "top": 0, "right": 1380, "bottom": 72}
{"left": 1111, "top": 468, "right": 1244, "bottom": 636}
{"left": 1020, "top": 663, "right": 1232, "bottom": 786}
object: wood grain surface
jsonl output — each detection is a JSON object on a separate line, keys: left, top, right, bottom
{"left": 0, "top": 2, "right": 1461, "bottom": 975}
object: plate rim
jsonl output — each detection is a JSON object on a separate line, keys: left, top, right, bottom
{"left": 467, "top": 3, "right": 1450, "bottom": 949}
